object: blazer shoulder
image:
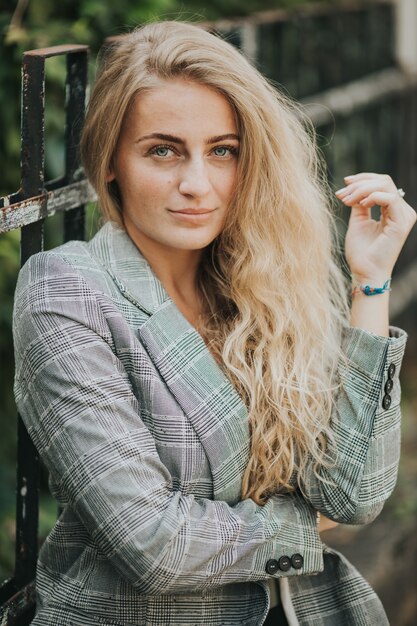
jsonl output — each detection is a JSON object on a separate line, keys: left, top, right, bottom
{"left": 16, "top": 229, "right": 119, "bottom": 305}
{"left": 14, "top": 228, "right": 155, "bottom": 328}
{"left": 18, "top": 237, "right": 95, "bottom": 273}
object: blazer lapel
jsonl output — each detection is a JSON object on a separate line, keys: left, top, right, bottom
{"left": 89, "top": 222, "right": 250, "bottom": 504}
{"left": 89, "top": 221, "right": 169, "bottom": 314}
{"left": 139, "top": 300, "right": 250, "bottom": 505}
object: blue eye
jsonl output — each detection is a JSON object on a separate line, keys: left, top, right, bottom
{"left": 150, "top": 145, "right": 174, "bottom": 157}
{"left": 212, "top": 146, "right": 238, "bottom": 158}
{"left": 213, "top": 147, "right": 228, "bottom": 157}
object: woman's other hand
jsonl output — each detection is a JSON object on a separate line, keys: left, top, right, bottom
{"left": 318, "top": 513, "right": 339, "bottom": 534}
{"left": 335, "top": 173, "right": 416, "bottom": 283}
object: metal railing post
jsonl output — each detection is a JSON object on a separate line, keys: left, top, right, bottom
{"left": 0, "top": 44, "right": 91, "bottom": 624}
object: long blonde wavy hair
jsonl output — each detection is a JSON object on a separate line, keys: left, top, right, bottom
{"left": 81, "top": 21, "right": 350, "bottom": 505}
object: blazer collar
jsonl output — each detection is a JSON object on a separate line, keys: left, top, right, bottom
{"left": 89, "top": 221, "right": 170, "bottom": 315}
{"left": 89, "top": 221, "right": 250, "bottom": 504}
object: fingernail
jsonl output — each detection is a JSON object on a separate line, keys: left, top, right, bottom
{"left": 335, "top": 187, "right": 347, "bottom": 195}
{"left": 359, "top": 198, "right": 367, "bottom": 205}
{"left": 344, "top": 175, "right": 354, "bottom": 181}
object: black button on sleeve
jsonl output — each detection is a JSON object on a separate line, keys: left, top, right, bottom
{"left": 291, "top": 553, "right": 304, "bottom": 570}
{"left": 384, "top": 379, "right": 394, "bottom": 394}
{"left": 265, "top": 559, "right": 279, "bottom": 575}
{"left": 382, "top": 394, "right": 392, "bottom": 410}
{"left": 278, "top": 556, "right": 291, "bottom": 572}
{"left": 388, "top": 363, "right": 396, "bottom": 379}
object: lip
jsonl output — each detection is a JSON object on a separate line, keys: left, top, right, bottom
{"left": 170, "top": 208, "right": 215, "bottom": 215}
{"left": 167, "top": 208, "right": 216, "bottom": 223}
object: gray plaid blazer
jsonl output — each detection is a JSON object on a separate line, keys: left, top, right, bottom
{"left": 13, "top": 221, "right": 406, "bottom": 626}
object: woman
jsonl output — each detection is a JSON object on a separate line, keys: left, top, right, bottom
{"left": 13, "top": 21, "right": 416, "bottom": 626}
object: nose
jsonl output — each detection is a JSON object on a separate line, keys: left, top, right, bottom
{"left": 178, "top": 157, "right": 211, "bottom": 198}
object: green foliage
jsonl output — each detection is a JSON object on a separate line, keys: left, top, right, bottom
{"left": 0, "top": 230, "right": 20, "bottom": 468}
{"left": 0, "top": 229, "right": 20, "bottom": 581}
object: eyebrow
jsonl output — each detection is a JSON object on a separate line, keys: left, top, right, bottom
{"left": 136, "top": 132, "right": 240, "bottom": 144}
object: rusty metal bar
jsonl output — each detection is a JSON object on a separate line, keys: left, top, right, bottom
{"left": 64, "top": 48, "right": 88, "bottom": 242}
{"left": 0, "top": 44, "right": 92, "bottom": 236}
{"left": 24, "top": 43, "right": 88, "bottom": 59}
{"left": 12, "top": 47, "right": 48, "bottom": 593}
{"left": 20, "top": 54, "right": 45, "bottom": 201}
{"left": 65, "top": 49, "right": 88, "bottom": 182}
{"left": 0, "top": 179, "right": 94, "bottom": 234}
{"left": 0, "top": 581, "right": 36, "bottom": 625}
{"left": 14, "top": 412, "right": 40, "bottom": 590}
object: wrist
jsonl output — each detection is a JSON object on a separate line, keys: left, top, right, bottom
{"left": 351, "top": 276, "right": 391, "bottom": 297}
{"left": 350, "top": 271, "right": 391, "bottom": 283}
{"left": 350, "top": 289, "right": 390, "bottom": 337}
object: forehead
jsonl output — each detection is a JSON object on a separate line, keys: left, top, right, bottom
{"left": 125, "top": 78, "right": 237, "bottom": 134}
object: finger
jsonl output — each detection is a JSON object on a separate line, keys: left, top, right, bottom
{"left": 347, "top": 203, "right": 372, "bottom": 221}
{"left": 344, "top": 172, "right": 392, "bottom": 184}
{"left": 364, "top": 193, "right": 417, "bottom": 234}
{"left": 338, "top": 173, "right": 397, "bottom": 195}
{"left": 336, "top": 180, "right": 385, "bottom": 200}
{"left": 359, "top": 191, "right": 398, "bottom": 208}
{"left": 336, "top": 180, "right": 395, "bottom": 204}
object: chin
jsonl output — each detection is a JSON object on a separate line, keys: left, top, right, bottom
{"left": 170, "top": 234, "right": 219, "bottom": 251}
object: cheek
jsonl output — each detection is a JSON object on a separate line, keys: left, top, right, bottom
{"left": 145, "top": 177, "right": 175, "bottom": 204}
{"left": 126, "top": 169, "right": 173, "bottom": 201}
{"left": 220, "top": 167, "right": 238, "bottom": 201}
{"left": 141, "top": 170, "right": 175, "bottom": 190}
{"left": 135, "top": 173, "right": 174, "bottom": 211}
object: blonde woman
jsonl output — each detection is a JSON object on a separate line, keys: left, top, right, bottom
{"left": 13, "top": 21, "right": 415, "bottom": 626}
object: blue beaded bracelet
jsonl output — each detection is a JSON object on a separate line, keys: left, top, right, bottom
{"left": 351, "top": 278, "right": 391, "bottom": 296}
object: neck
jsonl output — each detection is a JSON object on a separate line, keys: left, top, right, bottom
{"left": 125, "top": 224, "right": 204, "bottom": 308}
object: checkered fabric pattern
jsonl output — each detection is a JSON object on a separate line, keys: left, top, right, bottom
{"left": 13, "top": 221, "right": 406, "bottom": 625}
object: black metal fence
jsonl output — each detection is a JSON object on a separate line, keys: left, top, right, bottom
{"left": 0, "top": 43, "right": 93, "bottom": 625}
{"left": 211, "top": 1, "right": 392, "bottom": 91}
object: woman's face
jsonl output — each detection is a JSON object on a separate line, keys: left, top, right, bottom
{"left": 108, "top": 78, "right": 239, "bottom": 254}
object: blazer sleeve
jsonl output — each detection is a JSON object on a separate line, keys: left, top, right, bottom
{"left": 300, "top": 322, "right": 407, "bottom": 525}
{"left": 13, "top": 252, "right": 323, "bottom": 595}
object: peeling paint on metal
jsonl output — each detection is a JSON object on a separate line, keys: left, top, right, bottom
{"left": 0, "top": 180, "right": 96, "bottom": 234}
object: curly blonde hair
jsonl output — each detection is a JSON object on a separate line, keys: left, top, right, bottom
{"left": 80, "top": 20, "right": 350, "bottom": 505}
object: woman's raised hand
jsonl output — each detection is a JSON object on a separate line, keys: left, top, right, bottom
{"left": 335, "top": 173, "right": 416, "bottom": 283}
